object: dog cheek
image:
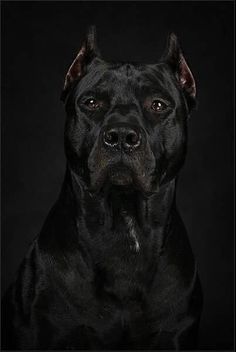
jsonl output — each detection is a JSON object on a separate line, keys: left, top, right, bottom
{"left": 64, "top": 118, "right": 87, "bottom": 160}
{"left": 162, "top": 122, "right": 187, "bottom": 180}
{"left": 167, "top": 118, "right": 186, "bottom": 155}
{"left": 87, "top": 142, "right": 108, "bottom": 186}
{"left": 131, "top": 149, "right": 156, "bottom": 191}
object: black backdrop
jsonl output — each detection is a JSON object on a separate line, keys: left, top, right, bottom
{"left": 1, "top": 1, "right": 234, "bottom": 349}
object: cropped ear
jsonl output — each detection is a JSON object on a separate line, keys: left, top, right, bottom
{"left": 61, "top": 25, "right": 100, "bottom": 102}
{"left": 163, "top": 33, "right": 196, "bottom": 107}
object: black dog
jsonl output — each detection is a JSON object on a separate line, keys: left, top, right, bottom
{"left": 2, "top": 27, "right": 203, "bottom": 350}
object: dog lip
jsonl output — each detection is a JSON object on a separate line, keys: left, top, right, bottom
{"left": 109, "top": 163, "right": 131, "bottom": 173}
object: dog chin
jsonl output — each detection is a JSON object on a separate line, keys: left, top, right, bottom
{"left": 89, "top": 167, "right": 154, "bottom": 197}
{"left": 108, "top": 166, "right": 133, "bottom": 186}
{"left": 89, "top": 166, "right": 132, "bottom": 193}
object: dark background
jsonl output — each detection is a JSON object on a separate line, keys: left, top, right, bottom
{"left": 1, "top": 1, "right": 234, "bottom": 349}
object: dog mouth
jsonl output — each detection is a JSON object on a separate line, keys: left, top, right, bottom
{"left": 88, "top": 161, "right": 155, "bottom": 196}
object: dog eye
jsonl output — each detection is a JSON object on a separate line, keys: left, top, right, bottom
{"left": 84, "top": 98, "right": 101, "bottom": 110}
{"left": 151, "top": 99, "right": 169, "bottom": 112}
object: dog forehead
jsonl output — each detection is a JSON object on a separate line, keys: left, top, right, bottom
{"left": 76, "top": 61, "right": 176, "bottom": 99}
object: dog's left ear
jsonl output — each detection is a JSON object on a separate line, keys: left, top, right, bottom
{"left": 163, "top": 33, "right": 196, "bottom": 108}
{"left": 61, "top": 25, "right": 100, "bottom": 102}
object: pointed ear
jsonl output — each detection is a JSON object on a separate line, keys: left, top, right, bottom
{"left": 61, "top": 25, "right": 101, "bottom": 102}
{"left": 163, "top": 33, "right": 196, "bottom": 104}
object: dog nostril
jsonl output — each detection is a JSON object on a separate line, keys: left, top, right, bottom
{"left": 103, "top": 127, "right": 142, "bottom": 150}
{"left": 126, "top": 131, "right": 140, "bottom": 147}
{"left": 104, "top": 130, "right": 119, "bottom": 146}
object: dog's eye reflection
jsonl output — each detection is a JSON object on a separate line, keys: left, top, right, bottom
{"left": 84, "top": 98, "right": 102, "bottom": 110}
{"left": 151, "top": 99, "right": 169, "bottom": 112}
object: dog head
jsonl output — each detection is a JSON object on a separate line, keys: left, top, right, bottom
{"left": 61, "top": 26, "right": 196, "bottom": 196}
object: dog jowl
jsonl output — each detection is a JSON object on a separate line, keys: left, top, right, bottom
{"left": 2, "top": 27, "right": 203, "bottom": 350}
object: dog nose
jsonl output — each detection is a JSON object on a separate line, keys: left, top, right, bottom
{"left": 103, "top": 126, "right": 141, "bottom": 151}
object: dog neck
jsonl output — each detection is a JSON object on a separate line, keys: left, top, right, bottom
{"left": 60, "top": 165, "right": 176, "bottom": 252}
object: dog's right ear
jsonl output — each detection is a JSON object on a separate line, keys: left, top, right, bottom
{"left": 61, "top": 26, "right": 100, "bottom": 102}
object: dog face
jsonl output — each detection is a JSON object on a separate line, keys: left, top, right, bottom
{"left": 62, "top": 28, "right": 196, "bottom": 195}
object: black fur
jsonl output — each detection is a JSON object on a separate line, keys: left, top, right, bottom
{"left": 2, "top": 29, "right": 203, "bottom": 350}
